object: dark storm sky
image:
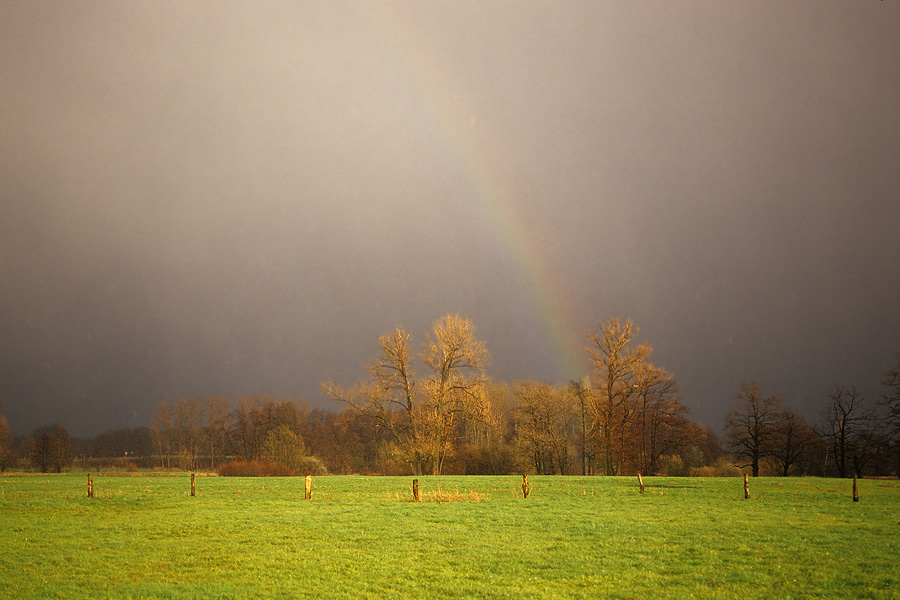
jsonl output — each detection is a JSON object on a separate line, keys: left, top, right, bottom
{"left": 1, "top": 1, "right": 898, "bottom": 438}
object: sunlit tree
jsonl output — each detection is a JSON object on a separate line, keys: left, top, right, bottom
{"left": 323, "top": 314, "right": 491, "bottom": 475}
{"left": 631, "top": 363, "right": 687, "bottom": 475}
{"left": 262, "top": 424, "right": 307, "bottom": 473}
{"left": 569, "top": 378, "right": 596, "bottom": 475}
{"left": 230, "top": 395, "right": 308, "bottom": 461}
{"left": 587, "top": 318, "right": 651, "bottom": 475}
{"left": 514, "top": 381, "right": 575, "bottom": 474}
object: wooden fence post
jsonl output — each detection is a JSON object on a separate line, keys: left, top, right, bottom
{"left": 191, "top": 473, "right": 196, "bottom": 497}
{"left": 743, "top": 474, "right": 750, "bottom": 499}
{"left": 88, "top": 474, "right": 94, "bottom": 499}
{"left": 522, "top": 474, "right": 530, "bottom": 499}
{"left": 305, "top": 475, "right": 312, "bottom": 500}
{"left": 853, "top": 475, "right": 859, "bottom": 502}
{"left": 412, "top": 479, "right": 421, "bottom": 502}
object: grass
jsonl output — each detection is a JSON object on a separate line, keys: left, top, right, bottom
{"left": 0, "top": 474, "right": 898, "bottom": 599}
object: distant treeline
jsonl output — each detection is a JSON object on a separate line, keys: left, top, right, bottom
{"left": 1, "top": 317, "right": 898, "bottom": 478}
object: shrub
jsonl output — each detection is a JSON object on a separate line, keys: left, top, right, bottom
{"left": 262, "top": 425, "right": 307, "bottom": 473}
{"left": 218, "top": 459, "right": 295, "bottom": 477}
{"left": 296, "top": 455, "right": 328, "bottom": 476}
{"left": 657, "top": 455, "right": 686, "bottom": 476}
{"left": 688, "top": 457, "right": 743, "bottom": 477}
{"left": 456, "top": 444, "right": 517, "bottom": 475}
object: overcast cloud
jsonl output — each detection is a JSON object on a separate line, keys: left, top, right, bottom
{"left": 1, "top": 1, "right": 898, "bottom": 437}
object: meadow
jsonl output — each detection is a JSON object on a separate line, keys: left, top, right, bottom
{"left": 0, "top": 474, "right": 897, "bottom": 599}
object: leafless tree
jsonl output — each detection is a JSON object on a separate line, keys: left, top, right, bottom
{"left": 880, "top": 353, "right": 900, "bottom": 471}
{"left": 514, "top": 381, "right": 575, "bottom": 474}
{"left": 587, "top": 318, "right": 650, "bottom": 475}
{"left": 174, "top": 397, "right": 205, "bottom": 470}
{"left": 150, "top": 402, "right": 175, "bottom": 469}
{"left": 724, "top": 382, "right": 783, "bottom": 477}
{"left": 632, "top": 363, "right": 687, "bottom": 475}
{"left": 25, "top": 425, "right": 72, "bottom": 473}
{"left": 205, "top": 396, "right": 232, "bottom": 470}
{"left": 569, "top": 377, "right": 596, "bottom": 475}
{"left": 819, "top": 386, "right": 874, "bottom": 478}
{"left": 324, "top": 314, "right": 491, "bottom": 475}
{"left": 769, "top": 410, "right": 817, "bottom": 476}
{"left": 49, "top": 425, "right": 73, "bottom": 472}
{"left": 0, "top": 409, "right": 13, "bottom": 472}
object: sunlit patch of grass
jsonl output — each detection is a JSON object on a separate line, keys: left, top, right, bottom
{"left": 395, "top": 486, "right": 489, "bottom": 502}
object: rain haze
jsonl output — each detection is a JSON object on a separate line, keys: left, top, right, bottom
{"left": 1, "top": 1, "right": 898, "bottom": 438}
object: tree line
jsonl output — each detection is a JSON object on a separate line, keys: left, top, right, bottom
{"left": 1, "top": 315, "right": 897, "bottom": 477}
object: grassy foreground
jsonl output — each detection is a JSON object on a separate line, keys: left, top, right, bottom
{"left": 0, "top": 474, "right": 897, "bottom": 599}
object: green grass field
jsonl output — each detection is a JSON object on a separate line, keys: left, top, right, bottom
{"left": 0, "top": 474, "right": 897, "bottom": 599}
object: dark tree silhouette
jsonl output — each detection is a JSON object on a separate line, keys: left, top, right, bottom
{"left": 724, "top": 382, "right": 782, "bottom": 477}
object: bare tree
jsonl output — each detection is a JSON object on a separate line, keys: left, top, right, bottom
{"left": 324, "top": 327, "right": 420, "bottom": 471}
{"left": 25, "top": 425, "right": 73, "bottom": 473}
{"left": 769, "top": 410, "right": 817, "bottom": 477}
{"left": 228, "top": 395, "right": 308, "bottom": 462}
{"left": 569, "top": 377, "right": 596, "bottom": 475}
{"left": 514, "top": 381, "right": 575, "bottom": 474}
{"left": 881, "top": 354, "right": 900, "bottom": 476}
{"left": 150, "top": 402, "right": 175, "bottom": 469}
{"left": 419, "top": 315, "right": 491, "bottom": 474}
{"left": 324, "top": 314, "right": 491, "bottom": 475}
{"left": 632, "top": 363, "right": 687, "bottom": 475}
{"left": 724, "top": 382, "right": 782, "bottom": 477}
{"left": 205, "top": 396, "right": 232, "bottom": 470}
{"left": 231, "top": 395, "right": 271, "bottom": 460}
{"left": 0, "top": 409, "right": 13, "bottom": 472}
{"left": 49, "top": 425, "right": 73, "bottom": 472}
{"left": 587, "top": 318, "right": 651, "bottom": 475}
{"left": 174, "top": 397, "right": 205, "bottom": 470}
{"left": 820, "top": 386, "right": 873, "bottom": 478}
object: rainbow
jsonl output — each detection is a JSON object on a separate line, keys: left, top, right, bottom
{"left": 366, "top": 7, "right": 587, "bottom": 383}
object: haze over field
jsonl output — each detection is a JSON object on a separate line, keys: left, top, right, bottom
{"left": 1, "top": 1, "right": 898, "bottom": 437}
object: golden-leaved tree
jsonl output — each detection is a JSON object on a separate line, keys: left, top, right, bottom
{"left": 323, "top": 314, "right": 492, "bottom": 475}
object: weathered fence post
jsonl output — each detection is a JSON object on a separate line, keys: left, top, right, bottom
{"left": 853, "top": 475, "right": 859, "bottom": 502}
{"left": 522, "top": 474, "right": 530, "bottom": 499}
{"left": 743, "top": 474, "right": 750, "bottom": 499}
{"left": 305, "top": 475, "right": 312, "bottom": 500}
{"left": 638, "top": 473, "right": 644, "bottom": 495}
{"left": 191, "top": 473, "right": 196, "bottom": 497}
{"left": 88, "top": 474, "right": 94, "bottom": 499}
{"left": 412, "top": 479, "right": 421, "bottom": 502}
